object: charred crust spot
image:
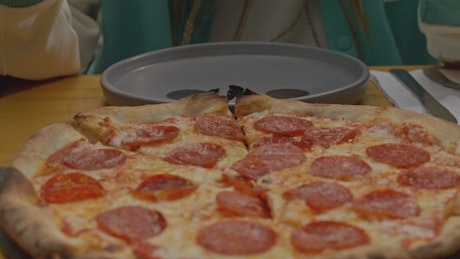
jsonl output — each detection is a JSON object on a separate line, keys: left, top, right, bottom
{"left": 227, "top": 85, "right": 256, "bottom": 100}
{"left": 208, "top": 88, "right": 220, "bottom": 93}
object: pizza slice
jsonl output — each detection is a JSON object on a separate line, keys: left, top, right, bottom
{"left": 230, "top": 92, "right": 460, "bottom": 258}
{"left": 2, "top": 90, "right": 460, "bottom": 258}
{"left": 0, "top": 93, "right": 252, "bottom": 258}
{"left": 72, "top": 91, "right": 247, "bottom": 170}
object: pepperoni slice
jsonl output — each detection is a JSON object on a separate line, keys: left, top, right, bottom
{"left": 45, "top": 140, "right": 82, "bottom": 169}
{"left": 283, "top": 182, "right": 352, "bottom": 213}
{"left": 398, "top": 167, "right": 460, "bottom": 189}
{"left": 352, "top": 190, "right": 420, "bottom": 219}
{"left": 194, "top": 114, "right": 245, "bottom": 141}
{"left": 366, "top": 143, "right": 430, "bottom": 168}
{"left": 132, "top": 241, "right": 162, "bottom": 259}
{"left": 291, "top": 221, "right": 370, "bottom": 253}
{"left": 40, "top": 172, "right": 105, "bottom": 203}
{"left": 165, "top": 143, "right": 226, "bottom": 168}
{"left": 231, "top": 156, "right": 270, "bottom": 180}
{"left": 254, "top": 115, "right": 313, "bottom": 136}
{"left": 309, "top": 155, "right": 372, "bottom": 181}
{"left": 120, "top": 125, "right": 179, "bottom": 149}
{"left": 96, "top": 206, "right": 166, "bottom": 242}
{"left": 305, "top": 127, "right": 360, "bottom": 148}
{"left": 216, "top": 191, "right": 270, "bottom": 218}
{"left": 252, "top": 136, "right": 313, "bottom": 150}
{"left": 249, "top": 143, "right": 306, "bottom": 172}
{"left": 133, "top": 174, "right": 197, "bottom": 201}
{"left": 197, "top": 221, "right": 276, "bottom": 255}
{"left": 63, "top": 148, "right": 126, "bottom": 170}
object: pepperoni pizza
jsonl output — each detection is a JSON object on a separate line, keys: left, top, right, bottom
{"left": 1, "top": 90, "right": 460, "bottom": 258}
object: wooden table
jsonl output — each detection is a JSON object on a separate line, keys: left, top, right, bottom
{"left": 1, "top": 65, "right": 428, "bottom": 167}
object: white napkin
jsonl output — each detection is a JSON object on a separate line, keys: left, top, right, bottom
{"left": 370, "top": 69, "right": 460, "bottom": 124}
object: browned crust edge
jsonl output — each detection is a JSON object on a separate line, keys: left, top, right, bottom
{"left": 74, "top": 90, "right": 229, "bottom": 124}
{"left": 72, "top": 91, "right": 230, "bottom": 142}
{"left": 408, "top": 217, "right": 460, "bottom": 259}
{"left": 2, "top": 137, "right": 134, "bottom": 258}
{"left": 1, "top": 92, "right": 231, "bottom": 258}
{"left": 0, "top": 187, "right": 130, "bottom": 258}
{"left": 8, "top": 122, "right": 85, "bottom": 178}
{"left": 235, "top": 93, "right": 460, "bottom": 155}
{"left": 2, "top": 92, "right": 460, "bottom": 258}
{"left": 0, "top": 167, "right": 81, "bottom": 258}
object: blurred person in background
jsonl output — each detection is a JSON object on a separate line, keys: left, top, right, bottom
{"left": 0, "top": 0, "right": 100, "bottom": 80}
{"left": 418, "top": 0, "right": 460, "bottom": 67}
{"left": 1, "top": 0, "right": 458, "bottom": 80}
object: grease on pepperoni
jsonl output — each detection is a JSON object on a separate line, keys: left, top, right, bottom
{"left": 305, "top": 127, "right": 360, "bottom": 148}
{"left": 231, "top": 156, "right": 270, "bottom": 180}
{"left": 398, "top": 167, "right": 460, "bottom": 189}
{"left": 40, "top": 172, "right": 105, "bottom": 203}
{"left": 119, "top": 125, "right": 180, "bottom": 149}
{"left": 309, "top": 155, "right": 371, "bottom": 181}
{"left": 254, "top": 115, "right": 313, "bottom": 136}
{"left": 283, "top": 182, "right": 353, "bottom": 213}
{"left": 194, "top": 114, "right": 245, "bottom": 141}
{"left": 96, "top": 206, "right": 166, "bottom": 242}
{"left": 133, "top": 174, "right": 197, "bottom": 201}
{"left": 352, "top": 190, "right": 420, "bottom": 219}
{"left": 216, "top": 191, "right": 270, "bottom": 218}
{"left": 291, "top": 221, "right": 370, "bottom": 253}
{"left": 366, "top": 143, "right": 430, "bottom": 168}
{"left": 165, "top": 143, "right": 226, "bottom": 168}
{"left": 63, "top": 148, "right": 127, "bottom": 170}
{"left": 197, "top": 221, "right": 276, "bottom": 255}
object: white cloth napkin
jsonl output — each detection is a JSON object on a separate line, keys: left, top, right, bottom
{"left": 370, "top": 69, "right": 460, "bottom": 124}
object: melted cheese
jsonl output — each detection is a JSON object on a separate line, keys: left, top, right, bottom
{"left": 22, "top": 109, "right": 460, "bottom": 259}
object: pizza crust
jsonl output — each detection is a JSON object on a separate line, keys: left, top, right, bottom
{"left": 408, "top": 217, "right": 460, "bottom": 259}
{"left": 0, "top": 168, "right": 138, "bottom": 258}
{"left": 234, "top": 92, "right": 460, "bottom": 258}
{"left": 2, "top": 124, "right": 134, "bottom": 258}
{"left": 235, "top": 93, "right": 460, "bottom": 155}
{"left": 9, "top": 122, "right": 85, "bottom": 178}
{"left": 320, "top": 217, "right": 460, "bottom": 259}
{"left": 2, "top": 91, "right": 460, "bottom": 258}
{"left": 72, "top": 91, "right": 230, "bottom": 142}
{"left": 0, "top": 167, "right": 79, "bottom": 257}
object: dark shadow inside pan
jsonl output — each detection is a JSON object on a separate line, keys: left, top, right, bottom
{"left": 265, "top": 89, "right": 310, "bottom": 99}
{"left": 167, "top": 89, "right": 208, "bottom": 100}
